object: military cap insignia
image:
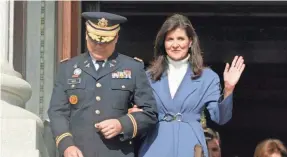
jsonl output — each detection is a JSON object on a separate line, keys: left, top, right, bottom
{"left": 82, "top": 12, "right": 127, "bottom": 44}
{"left": 69, "top": 95, "right": 78, "bottom": 105}
{"left": 98, "top": 18, "right": 108, "bottom": 28}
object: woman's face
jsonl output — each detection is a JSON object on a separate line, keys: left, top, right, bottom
{"left": 164, "top": 27, "right": 192, "bottom": 61}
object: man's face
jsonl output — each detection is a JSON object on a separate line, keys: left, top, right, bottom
{"left": 208, "top": 139, "right": 221, "bottom": 157}
{"left": 87, "top": 35, "right": 118, "bottom": 55}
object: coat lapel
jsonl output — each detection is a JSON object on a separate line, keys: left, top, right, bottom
{"left": 173, "top": 66, "right": 201, "bottom": 110}
{"left": 78, "top": 52, "right": 98, "bottom": 80}
{"left": 150, "top": 72, "right": 173, "bottom": 112}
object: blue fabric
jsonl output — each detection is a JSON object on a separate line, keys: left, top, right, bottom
{"left": 139, "top": 66, "right": 233, "bottom": 157}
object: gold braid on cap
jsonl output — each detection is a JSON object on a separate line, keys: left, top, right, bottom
{"left": 86, "top": 23, "right": 120, "bottom": 37}
{"left": 87, "top": 33, "right": 116, "bottom": 43}
{"left": 88, "top": 20, "right": 120, "bottom": 30}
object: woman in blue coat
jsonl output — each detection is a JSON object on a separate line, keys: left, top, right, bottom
{"left": 136, "top": 14, "right": 246, "bottom": 157}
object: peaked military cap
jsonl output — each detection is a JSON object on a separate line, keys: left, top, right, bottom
{"left": 82, "top": 12, "right": 127, "bottom": 44}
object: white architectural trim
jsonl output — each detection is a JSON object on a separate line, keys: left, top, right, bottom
{"left": 8, "top": 0, "right": 14, "bottom": 65}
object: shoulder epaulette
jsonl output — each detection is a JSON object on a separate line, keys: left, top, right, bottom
{"left": 60, "top": 58, "right": 70, "bottom": 63}
{"left": 133, "top": 57, "right": 143, "bottom": 63}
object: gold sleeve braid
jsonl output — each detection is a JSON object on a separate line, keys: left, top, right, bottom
{"left": 55, "top": 132, "right": 73, "bottom": 148}
{"left": 127, "top": 114, "right": 137, "bottom": 138}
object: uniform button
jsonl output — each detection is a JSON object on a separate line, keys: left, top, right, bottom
{"left": 129, "top": 141, "right": 132, "bottom": 145}
{"left": 96, "top": 96, "right": 101, "bottom": 101}
{"left": 71, "top": 84, "right": 75, "bottom": 88}
{"left": 96, "top": 83, "right": 102, "bottom": 88}
{"left": 95, "top": 110, "right": 101, "bottom": 115}
{"left": 121, "top": 85, "right": 125, "bottom": 89}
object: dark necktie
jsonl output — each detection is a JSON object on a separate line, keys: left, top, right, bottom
{"left": 96, "top": 60, "right": 105, "bottom": 73}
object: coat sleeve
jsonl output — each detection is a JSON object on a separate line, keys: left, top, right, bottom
{"left": 118, "top": 63, "right": 158, "bottom": 141}
{"left": 204, "top": 74, "right": 233, "bottom": 125}
{"left": 47, "top": 63, "right": 74, "bottom": 155}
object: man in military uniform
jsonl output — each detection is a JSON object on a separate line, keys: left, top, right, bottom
{"left": 48, "top": 12, "right": 158, "bottom": 157}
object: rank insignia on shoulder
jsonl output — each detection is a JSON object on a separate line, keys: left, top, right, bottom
{"left": 69, "top": 95, "right": 78, "bottom": 104}
{"left": 133, "top": 57, "right": 143, "bottom": 63}
{"left": 60, "top": 58, "right": 69, "bottom": 63}
{"left": 112, "top": 69, "right": 132, "bottom": 79}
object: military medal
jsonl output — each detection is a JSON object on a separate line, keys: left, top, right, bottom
{"left": 123, "top": 69, "right": 132, "bottom": 79}
{"left": 112, "top": 70, "right": 132, "bottom": 79}
{"left": 112, "top": 72, "right": 119, "bottom": 78}
{"left": 69, "top": 95, "right": 78, "bottom": 104}
{"left": 72, "top": 68, "right": 82, "bottom": 78}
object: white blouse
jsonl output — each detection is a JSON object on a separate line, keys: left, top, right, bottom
{"left": 167, "top": 54, "right": 190, "bottom": 99}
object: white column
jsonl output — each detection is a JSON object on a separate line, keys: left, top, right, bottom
{"left": 0, "top": 1, "right": 8, "bottom": 60}
{"left": 0, "top": 1, "right": 49, "bottom": 157}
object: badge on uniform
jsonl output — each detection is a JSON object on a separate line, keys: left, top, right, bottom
{"left": 67, "top": 78, "right": 81, "bottom": 84}
{"left": 69, "top": 95, "right": 78, "bottom": 104}
{"left": 112, "top": 69, "right": 131, "bottom": 79}
{"left": 72, "top": 68, "right": 82, "bottom": 78}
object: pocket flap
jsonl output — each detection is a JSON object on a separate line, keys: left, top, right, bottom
{"left": 111, "top": 80, "right": 134, "bottom": 92}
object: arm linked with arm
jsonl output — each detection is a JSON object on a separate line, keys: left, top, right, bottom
{"left": 118, "top": 63, "right": 158, "bottom": 141}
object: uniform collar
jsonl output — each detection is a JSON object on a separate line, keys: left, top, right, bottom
{"left": 88, "top": 51, "right": 118, "bottom": 62}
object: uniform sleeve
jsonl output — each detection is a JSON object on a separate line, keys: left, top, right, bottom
{"left": 205, "top": 74, "right": 233, "bottom": 125}
{"left": 118, "top": 63, "right": 158, "bottom": 141}
{"left": 47, "top": 63, "right": 74, "bottom": 155}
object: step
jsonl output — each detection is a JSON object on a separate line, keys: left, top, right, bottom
{"left": 1, "top": 149, "right": 40, "bottom": 157}
{"left": 1, "top": 119, "right": 40, "bottom": 150}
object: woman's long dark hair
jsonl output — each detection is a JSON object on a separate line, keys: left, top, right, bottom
{"left": 148, "top": 14, "right": 204, "bottom": 81}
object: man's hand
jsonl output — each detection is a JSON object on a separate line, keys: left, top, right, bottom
{"left": 95, "top": 119, "right": 123, "bottom": 139}
{"left": 64, "top": 146, "right": 84, "bottom": 157}
{"left": 128, "top": 105, "right": 143, "bottom": 114}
